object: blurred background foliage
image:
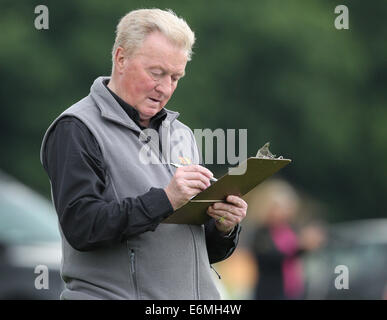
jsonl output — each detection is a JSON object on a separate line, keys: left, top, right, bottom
{"left": 1, "top": 0, "right": 386, "bottom": 222}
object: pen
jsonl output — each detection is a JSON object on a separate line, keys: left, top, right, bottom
{"left": 170, "top": 163, "right": 218, "bottom": 182}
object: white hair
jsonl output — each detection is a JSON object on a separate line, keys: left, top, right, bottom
{"left": 111, "top": 8, "right": 195, "bottom": 67}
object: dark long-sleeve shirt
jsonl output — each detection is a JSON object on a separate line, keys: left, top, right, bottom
{"left": 42, "top": 81, "right": 240, "bottom": 264}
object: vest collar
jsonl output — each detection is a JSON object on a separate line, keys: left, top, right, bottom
{"left": 90, "top": 76, "right": 180, "bottom": 132}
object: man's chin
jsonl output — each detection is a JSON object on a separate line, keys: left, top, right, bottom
{"left": 140, "top": 106, "right": 161, "bottom": 119}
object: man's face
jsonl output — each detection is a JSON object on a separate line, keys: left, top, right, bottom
{"left": 116, "top": 31, "right": 188, "bottom": 124}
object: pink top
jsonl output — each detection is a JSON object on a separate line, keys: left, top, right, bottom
{"left": 270, "top": 224, "right": 304, "bottom": 298}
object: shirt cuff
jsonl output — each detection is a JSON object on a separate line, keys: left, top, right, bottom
{"left": 140, "top": 187, "right": 174, "bottom": 222}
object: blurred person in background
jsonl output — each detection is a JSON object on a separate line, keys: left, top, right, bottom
{"left": 246, "top": 179, "right": 325, "bottom": 300}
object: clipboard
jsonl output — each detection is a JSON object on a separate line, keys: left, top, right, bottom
{"left": 162, "top": 157, "right": 291, "bottom": 225}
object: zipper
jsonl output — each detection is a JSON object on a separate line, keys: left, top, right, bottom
{"left": 130, "top": 250, "right": 135, "bottom": 273}
{"left": 189, "top": 226, "right": 200, "bottom": 299}
{"left": 210, "top": 265, "right": 222, "bottom": 280}
{"left": 129, "top": 249, "right": 139, "bottom": 299}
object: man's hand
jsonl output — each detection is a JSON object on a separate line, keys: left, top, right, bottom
{"left": 164, "top": 165, "right": 214, "bottom": 210}
{"left": 207, "top": 195, "right": 247, "bottom": 235}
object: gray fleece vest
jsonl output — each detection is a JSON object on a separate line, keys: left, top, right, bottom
{"left": 40, "top": 77, "right": 220, "bottom": 300}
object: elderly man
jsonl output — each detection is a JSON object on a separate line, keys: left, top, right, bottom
{"left": 41, "top": 8, "right": 247, "bottom": 300}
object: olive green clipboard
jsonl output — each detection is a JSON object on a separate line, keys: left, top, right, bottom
{"left": 162, "top": 157, "right": 291, "bottom": 225}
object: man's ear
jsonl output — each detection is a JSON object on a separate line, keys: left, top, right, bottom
{"left": 114, "top": 47, "right": 126, "bottom": 74}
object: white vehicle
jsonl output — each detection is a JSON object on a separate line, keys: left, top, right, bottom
{"left": 0, "top": 171, "right": 63, "bottom": 299}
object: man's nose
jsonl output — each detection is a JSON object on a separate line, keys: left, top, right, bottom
{"left": 155, "top": 76, "right": 173, "bottom": 97}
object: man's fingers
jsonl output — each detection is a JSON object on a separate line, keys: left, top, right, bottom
{"left": 207, "top": 196, "right": 248, "bottom": 234}
{"left": 180, "top": 165, "right": 214, "bottom": 180}
{"left": 179, "top": 171, "right": 211, "bottom": 187}
{"left": 208, "top": 206, "right": 240, "bottom": 222}
{"left": 186, "top": 187, "right": 203, "bottom": 198}
{"left": 207, "top": 210, "right": 238, "bottom": 227}
{"left": 184, "top": 179, "right": 208, "bottom": 191}
{"left": 212, "top": 203, "right": 244, "bottom": 217}
{"left": 226, "top": 195, "right": 248, "bottom": 209}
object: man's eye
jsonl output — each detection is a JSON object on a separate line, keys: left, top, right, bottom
{"left": 150, "top": 70, "right": 162, "bottom": 77}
